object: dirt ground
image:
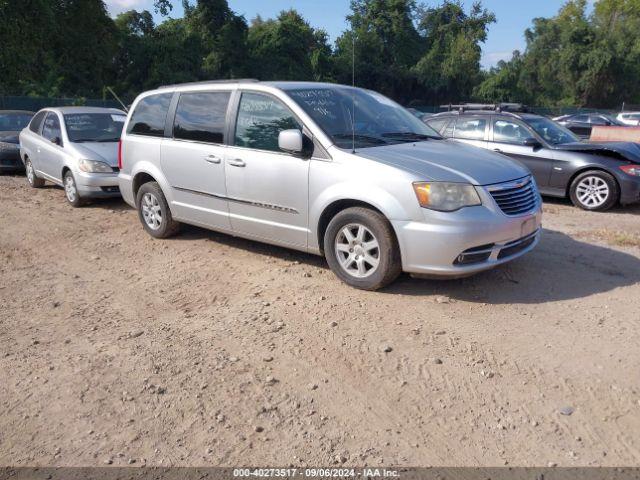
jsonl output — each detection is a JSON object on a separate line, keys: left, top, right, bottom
{"left": 1, "top": 173, "right": 639, "bottom": 468}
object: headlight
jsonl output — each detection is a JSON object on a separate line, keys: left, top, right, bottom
{"left": 0, "top": 142, "right": 19, "bottom": 151}
{"left": 413, "top": 182, "right": 481, "bottom": 212}
{"left": 620, "top": 165, "right": 640, "bottom": 177}
{"left": 78, "top": 159, "right": 113, "bottom": 173}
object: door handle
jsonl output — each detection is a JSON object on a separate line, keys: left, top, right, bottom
{"left": 228, "top": 159, "right": 246, "bottom": 168}
{"left": 204, "top": 154, "right": 221, "bottom": 164}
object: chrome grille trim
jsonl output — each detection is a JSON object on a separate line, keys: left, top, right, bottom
{"left": 487, "top": 177, "right": 539, "bottom": 216}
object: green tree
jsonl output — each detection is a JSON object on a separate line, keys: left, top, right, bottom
{"left": 247, "top": 10, "right": 333, "bottom": 81}
{"left": 413, "top": 0, "right": 496, "bottom": 104}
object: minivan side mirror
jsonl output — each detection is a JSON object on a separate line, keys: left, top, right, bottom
{"left": 523, "top": 137, "right": 541, "bottom": 148}
{"left": 278, "top": 129, "right": 304, "bottom": 154}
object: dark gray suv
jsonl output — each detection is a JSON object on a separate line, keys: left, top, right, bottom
{"left": 426, "top": 106, "right": 640, "bottom": 211}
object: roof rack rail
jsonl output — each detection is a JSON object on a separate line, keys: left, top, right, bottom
{"left": 159, "top": 79, "right": 260, "bottom": 89}
{"left": 440, "top": 103, "right": 529, "bottom": 113}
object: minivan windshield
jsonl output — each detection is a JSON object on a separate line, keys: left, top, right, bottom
{"left": 287, "top": 87, "right": 441, "bottom": 149}
{"left": 63, "top": 113, "right": 126, "bottom": 143}
{"left": 526, "top": 117, "right": 579, "bottom": 145}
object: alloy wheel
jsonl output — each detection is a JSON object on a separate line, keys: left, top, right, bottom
{"left": 141, "top": 192, "right": 163, "bottom": 230}
{"left": 576, "top": 176, "right": 610, "bottom": 208}
{"left": 26, "top": 161, "right": 34, "bottom": 185}
{"left": 64, "top": 175, "right": 77, "bottom": 203}
{"left": 334, "top": 223, "right": 380, "bottom": 278}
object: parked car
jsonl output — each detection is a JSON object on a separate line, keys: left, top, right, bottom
{"left": 19, "top": 106, "right": 126, "bottom": 206}
{"left": 118, "top": 81, "right": 541, "bottom": 290}
{"left": 0, "top": 110, "right": 34, "bottom": 172}
{"left": 616, "top": 112, "right": 640, "bottom": 126}
{"left": 426, "top": 106, "right": 640, "bottom": 211}
{"left": 553, "top": 112, "right": 625, "bottom": 138}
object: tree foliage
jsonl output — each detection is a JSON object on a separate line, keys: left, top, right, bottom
{"left": 2, "top": 0, "right": 640, "bottom": 108}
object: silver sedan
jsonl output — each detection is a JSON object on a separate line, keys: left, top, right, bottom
{"left": 19, "top": 106, "right": 126, "bottom": 206}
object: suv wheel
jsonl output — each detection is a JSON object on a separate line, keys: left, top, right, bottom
{"left": 136, "top": 181, "right": 180, "bottom": 238}
{"left": 569, "top": 170, "right": 619, "bottom": 211}
{"left": 324, "top": 207, "right": 402, "bottom": 290}
{"left": 25, "top": 158, "right": 44, "bottom": 188}
{"left": 64, "top": 171, "right": 84, "bottom": 207}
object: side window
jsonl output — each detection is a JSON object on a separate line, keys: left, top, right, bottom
{"left": 572, "top": 114, "right": 588, "bottom": 122}
{"left": 454, "top": 117, "right": 487, "bottom": 140}
{"left": 493, "top": 119, "right": 530, "bottom": 144}
{"left": 173, "top": 91, "right": 231, "bottom": 144}
{"left": 426, "top": 118, "right": 451, "bottom": 135}
{"left": 42, "top": 113, "right": 62, "bottom": 143}
{"left": 29, "top": 111, "right": 47, "bottom": 134}
{"left": 127, "top": 93, "right": 173, "bottom": 137}
{"left": 234, "top": 92, "right": 301, "bottom": 152}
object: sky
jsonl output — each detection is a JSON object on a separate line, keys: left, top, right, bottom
{"left": 104, "top": 0, "right": 574, "bottom": 69}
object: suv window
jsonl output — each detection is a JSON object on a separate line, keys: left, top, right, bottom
{"left": 127, "top": 93, "right": 173, "bottom": 137}
{"left": 173, "top": 92, "right": 231, "bottom": 144}
{"left": 454, "top": 117, "right": 486, "bottom": 140}
{"left": 42, "top": 113, "right": 62, "bottom": 143}
{"left": 493, "top": 119, "right": 531, "bottom": 144}
{"left": 29, "top": 111, "right": 47, "bottom": 134}
{"left": 234, "top": 92, "right": 301, "bottom": 152}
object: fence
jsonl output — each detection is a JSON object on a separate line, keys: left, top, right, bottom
{"left": 0, "top": 96, "right": 120, "bottom": 112}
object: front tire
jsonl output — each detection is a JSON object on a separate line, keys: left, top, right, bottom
{"left": 136, "top": 181, "right": 180, "bottom": 239}
{"left": 324, "top": 207, "right": 402, "bottom": 290}
{"left": 64, "top": 171, "right": 84, "bottom": 207}
{"left": 569, "top": 170, "right": 619, "bottom": 211}
{"left": 25, "top": 157, "right": 45, "bottom": 188}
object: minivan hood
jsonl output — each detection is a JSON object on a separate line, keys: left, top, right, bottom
{"left": 357, "top": 140, "right": 530, "bottom": 185}
{"left": 553, "top": 141, "right": 640, "bottom": 162}
{"left": 71, "top": 142, "right": 119, "bottom": 167}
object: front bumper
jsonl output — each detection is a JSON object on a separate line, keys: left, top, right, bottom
{"left": 618, "top": 174, "right": 640, "bottom": 205}
{"left": 76, "top": 171, "right": 121, "bottom": 198}
{"left": 392, "top": 204, "right": 543, "bottom": 278}
{"left": 0, "top": 147, "right": 24, "bottom": 170}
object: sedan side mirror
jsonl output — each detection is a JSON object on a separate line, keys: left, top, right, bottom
{"left": 523, "top": 137, "right": 541, "bottom": 148}
{"left": 51, "top": 136, "right": 61, "bottom": 146}
{"left": 278, "top": 129, "right": 304, "bottom": 154}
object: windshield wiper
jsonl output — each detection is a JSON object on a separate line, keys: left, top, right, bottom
{"left": 381, "top": 132, "right": 438, "bottom": 140}
{"left": 333, "top": 133, "right": 388, "bottom": 145}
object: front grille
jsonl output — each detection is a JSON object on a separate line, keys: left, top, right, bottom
{"left": 488, "top": 177, "right": 538, "bottom": 216}
{"left": 497, "top": 231, "right": 538, "bottom": 259}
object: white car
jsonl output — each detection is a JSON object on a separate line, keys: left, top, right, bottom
{"left": 616, "top": 112, "right": 640, "bottom": 126}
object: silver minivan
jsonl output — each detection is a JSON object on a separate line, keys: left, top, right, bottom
{"left": 119, "top": 81, "right": 542, "bottom": 290}
{"left": 20, "top": 107, "right": 126, "bottom": 206}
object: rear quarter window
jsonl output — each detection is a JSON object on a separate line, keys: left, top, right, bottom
{"left": 29, "top": 111, "right": 47, "bottom": 133}
{"left": 127, "top": 93, "right": 173, "bottom": 137}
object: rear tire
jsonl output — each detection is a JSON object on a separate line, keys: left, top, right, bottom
{"left": 324, "top": 207, "right": 402, "bottom": 290}
{"left": 136, "top": 181, "right": 180, "bottom": 239}
{"left": 569, "top": 170, "right": 618, "bottom": 211}
{"left": 25, "top": 157, "right": 44, "bottom": 188}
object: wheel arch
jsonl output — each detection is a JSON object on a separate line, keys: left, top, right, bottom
{"left": 316, "top": 199, "right": 391, "bottom": 255}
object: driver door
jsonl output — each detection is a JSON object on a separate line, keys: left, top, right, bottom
{"left": 489, "top": 117, "right": 553, "bottom": 187}
{"left": 39, "top": 112, "right": 65, "bottom": 182}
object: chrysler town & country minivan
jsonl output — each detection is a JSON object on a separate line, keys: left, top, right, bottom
{"left": 118, "top": 81, "right": 542, "bottom": 290}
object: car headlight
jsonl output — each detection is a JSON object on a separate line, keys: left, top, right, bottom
{"left": 413, "top": 182, "right": 482, "bottom": 212}
{"left": 620, "top": 165, "right": 640, "bottom": 177}
{"left": 78, "top": 159, "right": 113, "bottom": 173}
{"left": 0, "top": 141, "right": 19, "bottom": 151}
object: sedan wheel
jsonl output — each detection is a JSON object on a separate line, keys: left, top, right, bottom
{"left": 63, "top": 171, "right": 83, "bottom": 207}
{"left": 569, "top": 170, "right": 619, "bottom": 212}
{"left": 25, "top": 158, "right": 44, "bottom": 188}
{"left": 575, "top": 176, "right": 609, "bottom": 208}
